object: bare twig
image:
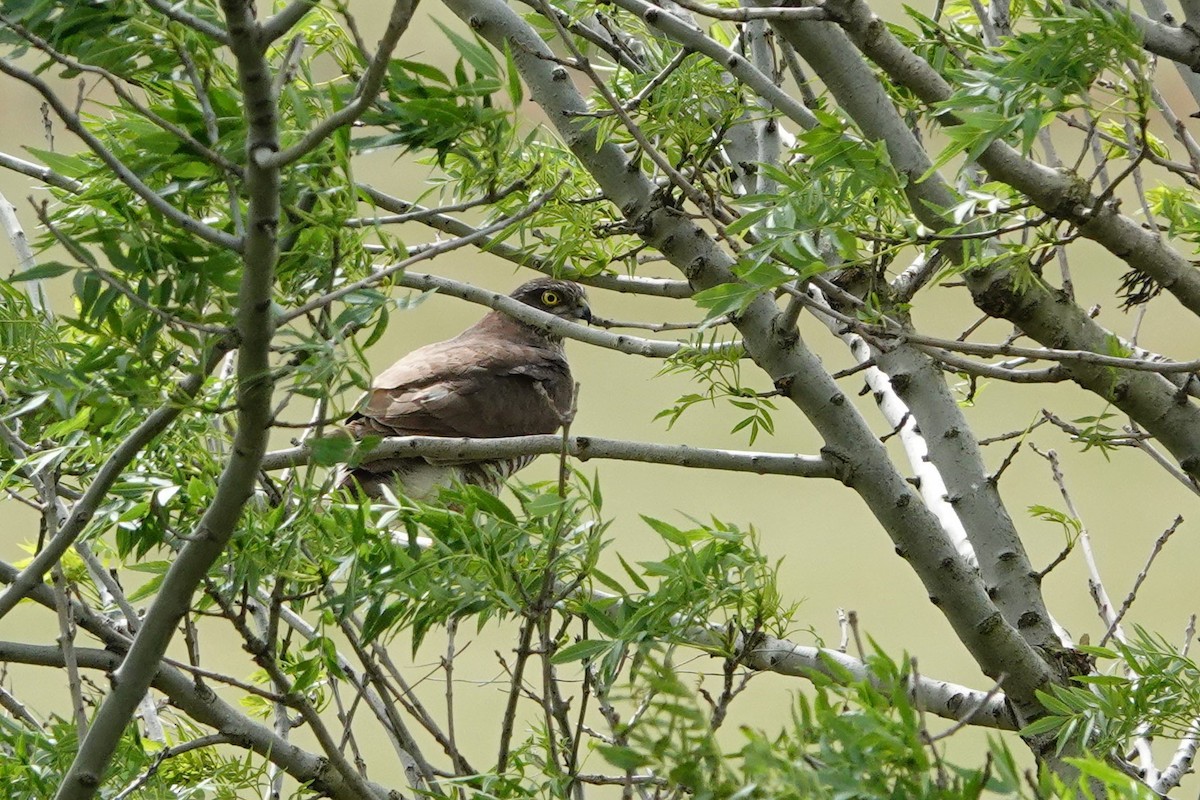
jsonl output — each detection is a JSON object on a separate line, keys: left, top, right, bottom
{"left": 0, "top": 150, "right": 83, "bottom": 192}
{"left": 0, "top": 684, "right": 40, "bottom": 728}
{"left": 443, "top": 619, "right": 461, "bottom": 780}
{"left": 667, "top": 0, "right": 828, "bottom": 20}
{"left": 51, "top": 562, "right": 89, "bottom": 736}
{"left": 1032, "top": 446, "right": 1120, "bottom": 637}
{"left": 1100, "top": 516, "right": 1185, "bottom": 647}
{"left": 346, "top": 171, "right": 534, "bottom": 227}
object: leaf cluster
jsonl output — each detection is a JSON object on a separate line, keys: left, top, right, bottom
{"left": 927, "top": 0, "right": 1143, "bottom": 169}
{"left": 0, "top": 715, "right": 267, "bottom": 799}
{"left": 1025, "top": 627, "right": 1200, "bottom": 755}
{"left": 655, "top": 337, "right": 777, "bottom": 444}
{"left": 313, "top": 476, "right": 608, "bottom": 650}
{"left": 588, "top": 642, "right": 1157, "bottom": 799}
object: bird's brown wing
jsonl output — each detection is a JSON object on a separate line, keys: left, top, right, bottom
{"left": 350, "top": 335, "right": 571, "bottom": 440}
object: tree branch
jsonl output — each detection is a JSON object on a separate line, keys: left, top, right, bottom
{"left": 739, "top": 635, "right": 1016, "bottom": 730}
{"left": 0, "top": 151, "right": 82, "bottom": 192}
{"left": 145, "top": 0, "right": 230, "bottom": 44}
{"left": 255, "top": 0, "right": 417, "bottom": 169}
{"left": 392, "top": 271, "right": 735, "bottom": 358}
{"left": 0, "top": 351, "right": 226, "bottom": 621}
{"left": 356, "top": 183, "right": 694, "bottom": 297}
{"left": 668, "top": 0, "right": 829, "bottom": 21}
{"left": 54, "top": 2, "right": 283, "bottom": 794}
{"left": 442, "top": 0, "right": 1058, "bottom": 724}
{"left": 261, "top": 432, "right": 838, "bottom": 478}
{"left": 0, "top": 642, "right": 396, "bottom": 800}
{"left": 260, "top": 0, "right": 318, "bottom": 43}
{"left": 930, "top": 349, "right": 1069, "bottom": 383}
{"left": 0, "top": 58, "right": 241, "bottom": 252}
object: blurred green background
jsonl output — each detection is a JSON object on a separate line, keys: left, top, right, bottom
{"left": 2, "top": 1, "right": 1199, "bottom": 791}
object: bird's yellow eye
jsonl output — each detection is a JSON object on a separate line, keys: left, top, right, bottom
{"left": 541, "top": 290, "right": 561, "bottom": 306}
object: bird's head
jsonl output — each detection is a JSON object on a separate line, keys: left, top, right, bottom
{"left": 511, "top": 278, "right": 592, "bottom": 324}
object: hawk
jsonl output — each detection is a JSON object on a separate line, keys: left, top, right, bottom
{"left": 342, "top": 278, "right": 591, "bottom": 499}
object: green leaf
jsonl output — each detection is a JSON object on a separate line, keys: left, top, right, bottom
{"left": 524, "top": 491, "right": 566, "bottom": 518}
{"left": 597, "top": 744, "right": 651, "bottom": 771}
{"left": 8, "top": 261, "right": 73, "bottom": 282}
{"left": 617, "top": 553, "right": 649, "bottom": 592}
{"left": 309, "top": 434, "right": 356, "bottom": 466}
{"left": 640, "top": 515, "right": 694, "bottom": 547}
{"left": 127, "top": 572, "right": 166, "bottom": 602}
{"left": 582, "top": 600, "right": 622, "bottom": 637}
{"left": 503, "top": 43, "right": 523, "bottom": 106}
{"left": 125, "top": 560, "right": 173, "bottom": 574}
{"left": 456, "top": 484, "right": 518, "bottom": 524}
{"left": 590, "top": 567, "right": 627, "bottom": 596}
{"left": 433, "top": 20, "right": 500, "bottom": 79}
{"left": 23, "top": 147, "right": 90, "bottom": 178}
{"left": 690, "top": 282, "right": 758, "bottom": 320}
{"left": 1063, "top": 755, "right": 1143, "bottom": 785}
{"left": 45, "top": 406, "right": 91, "bottom": 438}
{"left": 551, "top": 638, "right": 612, "bottom": 664}
{"left": 1034, "top": 688, "right": 1074, "bottom": 715}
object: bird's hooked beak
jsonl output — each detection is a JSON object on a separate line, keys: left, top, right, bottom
{"left": 574, "top": 303, "right": 593, "bottom": 324}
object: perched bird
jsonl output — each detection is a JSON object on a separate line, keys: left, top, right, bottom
{"left": 342, "top": 278, "right": 591, "bottom": 499}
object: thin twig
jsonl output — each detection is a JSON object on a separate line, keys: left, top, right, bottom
{"left": 443, "top": 618, "right": 461, "bottom": 783}
{"left": 1032, "top": 446, "right": 1120, "bottom": 637}
{"left": 278, "top": 175, "right": 566, "bottom": 323}
{"left": 346, "top": 171, "right": 534, "bottom": 227}
{"left": 667, "top": 0, "right": 828, "bottom": 20}
{"left": 0, "top": 684, "right": 41, "bottom": 728}
{"left": 145, "top": 0, "right": 230, "bottom": 43}
{"left": 1100, "top": 516, "right": 1185, "bottom": 647}
{"left": 111, "top": 735, "right": 234, "bottom": 800}
{"left": 927, "top": 673, "right": 1007, "bottom": 742}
